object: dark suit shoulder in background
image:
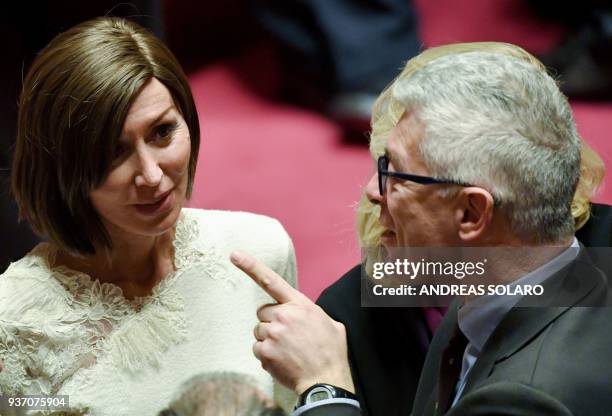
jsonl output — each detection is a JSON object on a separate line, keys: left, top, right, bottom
{"left": 576, "top": 203, "right": 612, "bottom": 246}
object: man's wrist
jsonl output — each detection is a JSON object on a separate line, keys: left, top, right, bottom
{"left": 296, "top": 366, "right": 355, "bottom": 395}
{"left": 293, "top": 384, "right": 360, "bottom": 416}
{"left": 291, "top": 398, "right": 361, "bottom": 416}
{"left": 296, "top": 383, "right": 358, "bottom": 408}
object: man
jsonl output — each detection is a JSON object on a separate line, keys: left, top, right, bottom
{"left": 231, "top": 49, "right": 612, "bottom": 415}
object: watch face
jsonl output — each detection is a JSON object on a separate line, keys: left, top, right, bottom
{"left": 307, "top": 386, "right": 333, "bottom": 403}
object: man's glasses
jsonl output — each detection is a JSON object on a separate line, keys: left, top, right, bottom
{"left": 377, "top": 155, "right": 474, "bottom": 196}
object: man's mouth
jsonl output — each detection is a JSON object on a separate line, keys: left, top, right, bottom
{"left": 381, "top": 229, "right": 397, "bottom": 244}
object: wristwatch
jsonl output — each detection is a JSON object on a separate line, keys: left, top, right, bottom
{"left": 297, "top": 383, "right": 357, "bottom": 408}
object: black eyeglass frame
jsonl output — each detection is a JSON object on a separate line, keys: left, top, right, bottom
{"left": 377, "top": 155, "right": 475, "bottom": 196}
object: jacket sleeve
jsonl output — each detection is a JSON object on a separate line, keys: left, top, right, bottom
{"left": 292, "top": 398, "right": 362, "bottom": 416}
{"left": 445, "top": 382, "right": 573, "bottom": 416}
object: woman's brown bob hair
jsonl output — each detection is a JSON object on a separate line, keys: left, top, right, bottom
{"left": 12, "top": 17, "right": 200, "bottom": 256}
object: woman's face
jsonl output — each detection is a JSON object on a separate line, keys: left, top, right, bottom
{"left": 90, "top": 78, "right": 191, "bottom": 243}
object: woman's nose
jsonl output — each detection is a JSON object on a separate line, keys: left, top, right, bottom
{"left": 134, "top": 149, "right": 163, "bottom": 187}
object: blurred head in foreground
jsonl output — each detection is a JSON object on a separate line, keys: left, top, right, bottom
{"left": 159, "top": 372, "right": 286, "bottom": 416}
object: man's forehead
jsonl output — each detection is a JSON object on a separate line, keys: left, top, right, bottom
{"left": 384, "top": 137, "right": 401, "bottom": 163}
{"left": 385, "top": 112, "right": 422, "bottom": 167}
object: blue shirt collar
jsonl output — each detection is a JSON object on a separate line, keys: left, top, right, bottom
{"left": 458, "top": 238, "right": 580, "bottom": 352}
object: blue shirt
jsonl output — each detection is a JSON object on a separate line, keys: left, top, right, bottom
{"left": 452, "top": 238, "right": 580, "bottom": 406}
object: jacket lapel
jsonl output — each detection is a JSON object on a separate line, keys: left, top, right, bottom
{"left": 412, "top": 300, "right": 460, "bottom": 416}
{"left": 460, "top": 248, "right": 607, "bottom": 398}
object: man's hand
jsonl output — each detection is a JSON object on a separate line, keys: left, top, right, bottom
{"left": 230, "top": 251, "right": 355, "bottom": 395}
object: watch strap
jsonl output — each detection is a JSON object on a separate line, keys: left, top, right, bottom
{"left": 297, "top": 383, "right": 357, "bottom": 408}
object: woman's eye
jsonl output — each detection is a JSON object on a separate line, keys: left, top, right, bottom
{"left": 154, "top": 123, "right": 177, "bottom": 141}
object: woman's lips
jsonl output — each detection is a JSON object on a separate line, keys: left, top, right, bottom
{"left": 133, "top": 190, "right": 174, "bottom": 215}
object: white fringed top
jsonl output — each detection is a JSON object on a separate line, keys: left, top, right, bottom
{"left": 0, "top": 208, "right": 297, "bottom": 415}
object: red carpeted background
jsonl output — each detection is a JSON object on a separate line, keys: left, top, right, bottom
{"left": 169, "top": 0, "right": 612, "bottom": 300}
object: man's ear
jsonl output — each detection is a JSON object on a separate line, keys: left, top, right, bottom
{"left": 453, "top": 187, "right": 495, "bottom": 243}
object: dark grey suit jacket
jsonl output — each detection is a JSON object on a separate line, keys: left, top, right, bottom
{"left": 411, "top": 250, "right": 612, "bottom": 416}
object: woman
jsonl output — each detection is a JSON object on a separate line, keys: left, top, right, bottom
{"left": 0, "top": 17, "right": 296, "bottom": 415}
{"left": 317, "top": 42, "right": 610, "bottom": 416}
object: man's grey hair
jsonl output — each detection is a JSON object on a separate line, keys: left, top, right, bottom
{"left": 159, "top": 372, "right": 286, "bottom": 416}
{"left": 392, "top": 51, "right": 581, "bottom": 243}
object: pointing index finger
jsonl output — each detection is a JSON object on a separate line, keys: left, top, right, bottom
{"left": 230, "top": 251, "right": 301, "bottom": 304}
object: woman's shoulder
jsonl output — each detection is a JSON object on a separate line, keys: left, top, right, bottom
{"left": 0, "top": 244, "right": 83, "bottom": 395}
{"left": 178, "top": 208, "right": 297, "bottom": 285}
{"left": 0, "top": 244, "right": 67, "bottom": 316}
{"left": 0, "top": 243, "right": 115, "bottom": 340}
{"left": 182, "top": 208, "right": 289, "bottom": 234}
{"left": 180, "top": 208, "right": 293, "bottom": 252}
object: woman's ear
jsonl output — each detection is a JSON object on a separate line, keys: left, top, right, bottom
{"left": 454, "top": 187, "right": 495, "bottom": 243}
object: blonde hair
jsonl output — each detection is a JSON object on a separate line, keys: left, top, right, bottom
{"left": 357, "top": 42, "right": 604, "bottom": 247}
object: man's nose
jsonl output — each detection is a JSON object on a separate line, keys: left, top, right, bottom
{"left": 135, "top": 149, "right": 163, "bottom": 187}
{"left": 365, "top": 173, "right": 383, "bottom": 205}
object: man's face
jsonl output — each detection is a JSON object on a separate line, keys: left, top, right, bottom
{"left": 365, "top": 112, "right": 458, "bottom": 248}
